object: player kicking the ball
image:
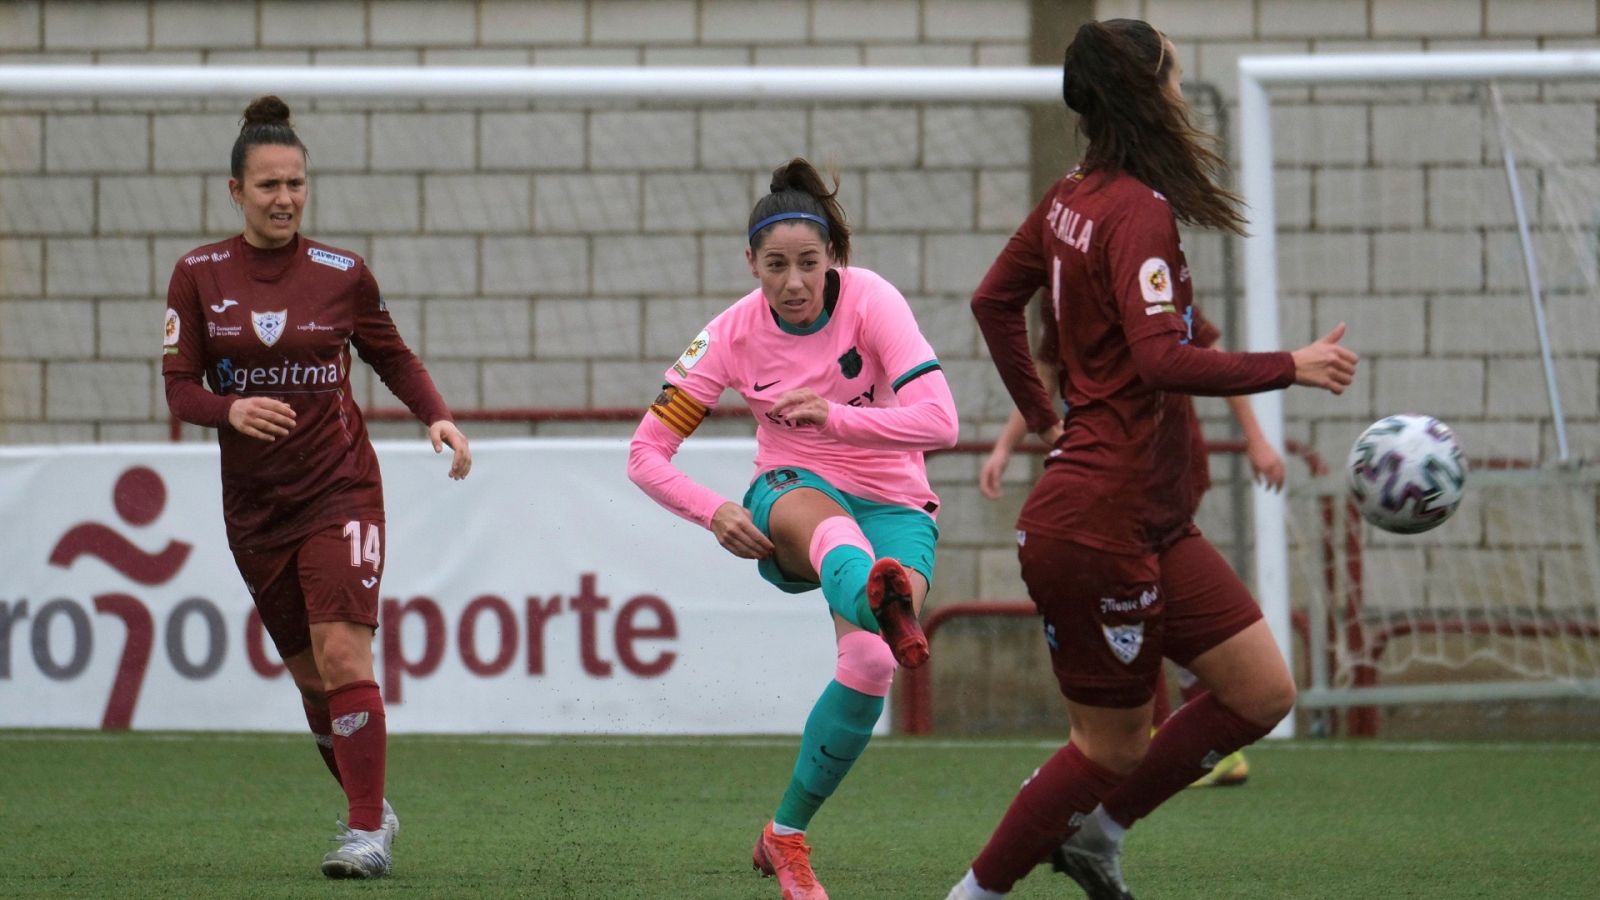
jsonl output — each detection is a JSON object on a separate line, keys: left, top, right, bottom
{"left": 628, "top": 157, "right": 958, "bottom": 900}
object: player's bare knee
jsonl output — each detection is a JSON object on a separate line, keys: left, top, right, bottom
{"left": 1226, "top": 678, "right": 1296, "bottom": 728}
{"left": 1085, "top": 737, "right": 1149, "bottom": 775}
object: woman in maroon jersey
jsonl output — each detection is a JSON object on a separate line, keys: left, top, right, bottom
{"left": 162, "top": 96, "right": 471, "bottom": 880}
{"left": 945, "top": 20, "right": 1357, "bottom": 900}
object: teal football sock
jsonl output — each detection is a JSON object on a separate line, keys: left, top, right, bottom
{"left": 774, "top": 680, "right": 884, "bottom": 831}
{"left": 819, "top": 545, "right": 876, "bottom": 632}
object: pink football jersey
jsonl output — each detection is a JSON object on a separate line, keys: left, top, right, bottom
{"left": 665, "top": 267, "right": 944, "bottom": 513}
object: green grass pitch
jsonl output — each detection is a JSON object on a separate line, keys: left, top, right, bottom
{"left": 2, "top": 731, "right": 1596, "bottom": 898}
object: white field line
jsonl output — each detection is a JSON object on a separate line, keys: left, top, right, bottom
{"left": 0, "top": 731, "right": 1597, "bottom": 753}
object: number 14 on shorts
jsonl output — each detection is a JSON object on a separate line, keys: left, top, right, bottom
{"left": 342, "top": 520, "right": 381, "bottom": 571}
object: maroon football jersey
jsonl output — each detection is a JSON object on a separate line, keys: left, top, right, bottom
{"left": 163, "top": 234, "right": 451, "bottom": 550}
{"left": 974, "top": 169, "right": 1293, "bottom": 553}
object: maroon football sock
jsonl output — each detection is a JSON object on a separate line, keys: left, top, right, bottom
{"left": 1102, "top": 691, "right": 1270, "bottom": 828}
{"left": 969, "top": 743, "right": 1123, "bottom": 893}
{"left": 302, "top": 699, "right": 342, "bottom": 785}
{"left": 326, "top": 679, "right": 386, "bottom": 832}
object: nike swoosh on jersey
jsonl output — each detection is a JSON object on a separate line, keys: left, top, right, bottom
{"left": 753, "top": 380, "right": 781, "bottom": 391}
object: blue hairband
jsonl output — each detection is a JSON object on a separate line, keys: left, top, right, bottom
{"left": 748, "top": 211, "right": 829, "bottom": 240}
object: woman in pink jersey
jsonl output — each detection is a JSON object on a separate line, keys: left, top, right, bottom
{"left": 162, "top": 96, "right": 471, "bottom": 880}
{"left": 946, "top": 20, "right": 1357, "bottom": 900}
{"left": 629, "top": 158, "right": 958, "bottom": 900}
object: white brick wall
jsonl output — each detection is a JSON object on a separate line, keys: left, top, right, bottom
{"left": 535, "top": 297, "right": 642, "bottom": 359}
{"left": 591, "top": 235, "right": 699, "bottom": 294}
{"left": 481, "top": 236, "right": 590, "bottom": 295}
{"left": 423, "top": 298, "right": 533, "bottom": 358}
{"left": 535, "top": 174, "right": 642, "bottom": 233}
{"left": 700, "top": 0, "right": 809, "bottom": 43}
{"left": 812, "top": 107, "right": 919, "bottom": 167}
{"left": 590, "top": 0, "right": 696, "bottom": 44}
{"left": 43, "top": 1, "right": 149, "bottom": 50}
{"left": 46, "top": 115, "right": 149, "bottom": 172}
{"left": 425, "top": 175, "right": 534, "bottom": 232}
{"left": 1372, "top": 0, "right": 1484, "bottom": 37}
{"left": 99, "top": 176, "right": 205, "bottom": 234}
{"left": 0, "top": 177, "right": 94, "bottom": 234}
{"left": 154, "top": 1, "right": 256, "bottom": 49}
{"left": 479, "top": 1, "right": 588, "bottom": 45}
{"left": 0, "top": 114, "right": 43, "bottom": 170}
{"left": 865, "top": 171, "right": 975, "bottom": 230}
{"left": 370, "top": 236, "right": 479, "bottom": 296}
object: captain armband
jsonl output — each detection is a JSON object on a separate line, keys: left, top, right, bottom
{"left": 649, "top": 384, "right": 709, "bottom": 438}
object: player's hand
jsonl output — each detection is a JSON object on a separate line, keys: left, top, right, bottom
{"left": 226, "top": 396, "right": 296, "bottom": 441}
{"left": 767, "top": 389, "right": 829, "bottom": 427}
{"left": 1039, "top": 421, "right": 1064, "bottom": 446}
{"left": 1291, "top": 323, "right": 1359, "bottom": 394}
{"left": 710, "top": 502, "right": 774, "bottom": 559}
{"left": 429, "top": 420, "right": 472, "bottom": 480}
{"left": 978, "top": 447, "right": 1010, "bottom": 500}
{"left": 1246, "top": 438, "right": 1286, "bottom": 491}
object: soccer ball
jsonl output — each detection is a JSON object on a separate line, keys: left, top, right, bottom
{"left": 1345, "top": 414, "right": 1468, "bottom": 534}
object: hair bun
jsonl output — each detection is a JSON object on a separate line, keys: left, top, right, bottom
{"left": 242, "top": 95, "right": 292, "bottom": 127}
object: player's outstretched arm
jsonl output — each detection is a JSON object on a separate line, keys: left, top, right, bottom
{"left": 1290, "top": 323, "right": 1359, "bottom": 394}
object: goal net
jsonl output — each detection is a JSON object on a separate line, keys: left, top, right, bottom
{"left": 1240, "top": 52, "right": 1600, "bottom": 734}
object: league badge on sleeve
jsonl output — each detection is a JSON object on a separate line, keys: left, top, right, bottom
{"left": 163, "top": 308, "right": 180, "bottom": 354}
{"left": 252, "top": 309, "right": 288, "bottom": 347}
{"left": 671, "top": 330, "right": 711, "bottom": 379}
{"left": 1139, "top": 256, "right": 1176, "bottom": 315}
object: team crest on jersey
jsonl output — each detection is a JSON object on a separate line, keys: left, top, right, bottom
{"left": 838, "top": 346, "right": 863, "bottom": 379}
{"left": 163, "top": 308, "right": 180, "bottom": 348}
{"left": 308, "top": 247, "right": 354, "bottom": 271}
{"left": 1140, "top": 257, "right": 1173, "bottom": 305}
{"left": 1102, "top": 622, "right": 1145, "bottom": 665}
{"left": 252, "top": 309, "right": 288, "bottom": 347}
{"left": 672, "top": 330, "right": 710, "bottom": 378}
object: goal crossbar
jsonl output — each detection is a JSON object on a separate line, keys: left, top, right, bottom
{"left": 0, "top": 65, "right": 1063, "bottom": 103}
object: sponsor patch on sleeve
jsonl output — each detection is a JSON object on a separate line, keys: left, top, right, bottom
{"left": 1139, "top": 257, "right": 1173, "bottom": 305}
{"left": 670, "top": 330, "right": 711, "bottom": 379}
{"left": 163, "top": 308, "right": 180, "bottom": 347}
{"left": 308, "top": 247, "right": 355, "bottom": 271}
{"left": 649, "top": 384, "right": 709, "bottom": 439}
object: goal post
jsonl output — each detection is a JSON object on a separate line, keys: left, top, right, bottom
{"left": 1239, "top": 50, "right": 1600, "bottom": 734}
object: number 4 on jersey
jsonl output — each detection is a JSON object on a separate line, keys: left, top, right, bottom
{"left": 342, "top": 520, "right": 381, "bottom": 570}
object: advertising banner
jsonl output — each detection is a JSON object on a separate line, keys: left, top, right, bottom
{"left": 0, "top": 438, "right": 852, "bottom": 734}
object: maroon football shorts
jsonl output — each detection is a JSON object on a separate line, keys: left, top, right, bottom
{"left": 231, "top": 520, "right": 385, "bottom": 659}
{"left": 1018, "top": 527, "right": 1262, "bottom": 708}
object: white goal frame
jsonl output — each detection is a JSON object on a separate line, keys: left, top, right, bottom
{"left": 1240, "top": 50, "right": 1600, "bottom": 734}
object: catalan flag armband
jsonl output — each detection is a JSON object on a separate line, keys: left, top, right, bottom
{"left": 649, "top": 384, "right": 709, "bottom": 439}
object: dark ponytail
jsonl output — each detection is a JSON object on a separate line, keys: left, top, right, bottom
{"left": 230, "top": 95, "right": 307, "bottom": 180}
{"left": 1063, "top": 19, "right": 1246, "bottom": 236}
{"left": 747, "top": 157, "right": 851, "bottom": 267}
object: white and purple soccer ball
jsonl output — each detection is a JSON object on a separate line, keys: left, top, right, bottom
{"left": 1345, "top": 414, "right": 1469, "bottom": 534}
